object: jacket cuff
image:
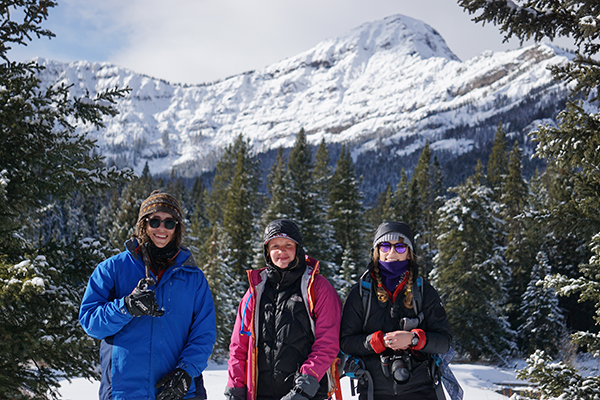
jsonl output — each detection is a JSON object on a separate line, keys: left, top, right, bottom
{"left": 369, "top": 331, "right": 387, "bottom": 353}
{"left": 410, "top": 329, "right": 426, "bottom": 351}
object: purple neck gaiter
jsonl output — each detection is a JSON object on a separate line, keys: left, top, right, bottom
{"left": 378, "top": 260, "right": 409, "bottom": 291}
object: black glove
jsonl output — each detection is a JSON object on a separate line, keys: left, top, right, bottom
{"left": 224, "top": 385, "right": 246, "bottom": 400}
{"left": 280, "top": 373, "right": 320, "bottom": 400}
{"left": 124, "top": 281, "right": 164, "bottom": 317}
{"left": 155, "top": 368, "right": 192, "bottom": 400}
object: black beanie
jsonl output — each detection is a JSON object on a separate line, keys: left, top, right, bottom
{"left": 263, "top": 219, "right": 305, "bottom": 266}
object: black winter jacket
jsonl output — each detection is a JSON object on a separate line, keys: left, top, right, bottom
{"left": 256, "top": 261, "right": 328, "bottom": 400}
{"left": 340, "top": 270, "right": 451, "bottom": 400}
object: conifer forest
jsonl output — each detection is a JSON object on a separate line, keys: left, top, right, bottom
{"left": 2, "top": 0, "right": 600, "bottom": 399}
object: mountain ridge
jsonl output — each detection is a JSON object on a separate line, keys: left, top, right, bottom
{"left": 34, "top": 14, "right": 572, "bottom": 193}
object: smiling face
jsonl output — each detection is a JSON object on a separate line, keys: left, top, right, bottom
{"left": 146, "top": 211, "right": 176, "bottom": 248}
{"left": 378, "top": 240, "right": 410, "bottom": 262}
{"left": 267, "top": 237, "right": 297, "bottom": 269}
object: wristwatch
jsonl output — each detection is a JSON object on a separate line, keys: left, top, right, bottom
{"left": 410, "top": 332, "right": 419, "bottom": 347}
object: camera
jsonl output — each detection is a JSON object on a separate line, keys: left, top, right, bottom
{"left": 380, "top": 352, "right": 412, "bottom": 384}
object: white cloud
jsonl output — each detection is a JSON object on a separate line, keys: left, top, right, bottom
{"left": 8, "top": 0, "right": 574, "bottom": 85}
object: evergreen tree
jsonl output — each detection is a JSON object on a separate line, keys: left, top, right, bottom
{"left": 515, "top": 234, "right": 600, "bottom": 398}
{"left": 166, "top": 173, "right": 188, "bottom": 211}
{"left": 486, "top": 123, "right": 509, "bottom": 201}
{"left": 311, "top": 139, "right": 339, "bottom": 271}
{"left": 106, "top": 176, "right": 153, "bottom": 250}
{"left": 206, "top": 140, "right": 238, "bottom": 225}
{"left": 0, "top": 1, "right": 130, "bottom": 397}
{"left": 198, "top": 225, "right": 241, "bottom": 358}
{"left": 368, "top": 183, "right": 394, "bottom": 226}
{"left": 543, "top": 232, "right": 600, "bottom": 356}
{"left": 285, "top": 129, "right": 330, "bottom": 261}
{"left": 411, "top": 142, "right": 444, "bottom": 278}
{"left": 329, "top": 145, "right": 365, "bottom": 280}
{"left": 221, "top": 136, "right": 261, "bottom": 277}
{"left": 405, "top": 170, "right": 422, "bottom": 234}
{"left": 515, "top": 350, "right": 600, "bottom": 400}
{"left": 391, "top": 168, "right": 410, "bottom": 223}
{"left": 458, "top": 0, "right": 600, "bottom": 390}
{"left": 261, "top": 147, "right": 292, "bottom": 225}
{"left": 187, "top": 177, "right": 209, "bottom": 253}
{"left": 502, "top": 142, "right": 536, "bottom": 333}
{"left": 200, "top": 135, "right": 261, "bottom": 355}
{"left": 434, "top": 161, "right": 515, "bottom": 362}
{"left": 518, "top": 251, "right": 567, "bottom": 357}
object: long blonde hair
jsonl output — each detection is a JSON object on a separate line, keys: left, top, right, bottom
{"left": 371, "top": 242, "right": 416, "bottom": 309}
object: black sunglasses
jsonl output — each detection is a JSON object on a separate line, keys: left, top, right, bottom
{"left": 147, "top": 218, "right": 178, "bottom": 230}
{"left": 379, "top": 242, "right": 408, "bottom": 254}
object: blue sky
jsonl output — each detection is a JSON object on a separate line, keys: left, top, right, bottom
{"left": 9, "top": 0, "right": 572, "bottom": 85}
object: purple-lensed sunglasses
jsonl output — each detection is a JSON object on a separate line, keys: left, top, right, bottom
{"left": 378, "top": 242, "right": 408, "bottom": 254}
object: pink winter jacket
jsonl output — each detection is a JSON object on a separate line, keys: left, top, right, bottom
{"left": 226, "top": 256, "right": 342, "bottom": 400}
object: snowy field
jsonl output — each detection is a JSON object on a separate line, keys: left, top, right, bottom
{"left": 58, "top": 361, "right": 530, "bottom": 400}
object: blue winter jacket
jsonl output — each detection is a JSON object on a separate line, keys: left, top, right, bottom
{"left": 79, "top": 239, "right": 216, "bottom": 400}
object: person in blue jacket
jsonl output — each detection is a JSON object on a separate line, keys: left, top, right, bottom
{"left": 79, "top": 190, "right": 217, "bottom": 400}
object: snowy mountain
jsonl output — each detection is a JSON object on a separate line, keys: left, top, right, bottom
{"left": 36, "top": 14, "right": 572, "bottom": 193}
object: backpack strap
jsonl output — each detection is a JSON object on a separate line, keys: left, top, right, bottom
{"left": 358, "top": 269, "right": 372, "bottom": 332}
{"left": 411, "top": 276, "right": 425, "bottom": 326}
{"left": 360, "top": 273, "right": 425, "bottom": 331}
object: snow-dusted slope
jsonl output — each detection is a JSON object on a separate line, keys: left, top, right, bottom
{"left": 36, "top": 14, "right": 571, "bottom": 177}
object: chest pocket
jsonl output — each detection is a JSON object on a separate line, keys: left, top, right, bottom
{"left": 277, "top": 292, "right": 312, "bottom": 342}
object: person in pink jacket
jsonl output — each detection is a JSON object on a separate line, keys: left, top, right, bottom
{"left": 224, "top": 219, "right": 342, "bottom": 400}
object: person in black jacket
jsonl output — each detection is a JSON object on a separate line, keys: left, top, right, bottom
{"left": 340, "top": 221, "right": 452, "bottom": 400}
{"left": 224, "top": 219, "right": 341, "bottom": 400}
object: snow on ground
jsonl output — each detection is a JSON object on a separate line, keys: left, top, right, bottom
{"left": 58, "top": 361, "right": 529, "bottom": 399}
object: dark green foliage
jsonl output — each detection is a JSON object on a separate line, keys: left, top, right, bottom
{"left": 0, "top": 1, "right": 133, "bottom": 397}
{"left": 486, "top": 123, "right": 508, "bottom": 201}
{"left": 261, "top": 147, "right": 292, "bottom": 225}
{"left": 535, "top": 100, "right": 600, "bottom": 235}
{"left": 221, "top": 135, "right": 261, "bottom": 276}
{"left": 196, "top": 226, "right": 243, "bottom": 359}
{"left": 502, "top": 142, "right": 538, "bottom": 333}
{"left": 0, "top": 238, "right": 112, "bottom": 399}
{"left": 198, "top": 135, "right": 260, "bottom": 357}
{"left": 284, "top": 129, "right": 324, "bottom": 258}
{"left": 515, "top": 350, "right": 600, "bottom": 400}
{"left": 458, "top": 0, "right": 598, "bottom": 46}
{"left": 310, "top": 139, "right": 339, "bottom": 272}
{"left": 434, "top": 161, "right": 515, "bottom": 362}
{"left": 459, "top": 0, "right": 600, "bottom": 389}
{"left": 329, "top": 145, "right": 365, "bottom": 280}
{"left": 105, "top": 174, "right": 154, "bottom": 250}
{"left": 518, "top": 252, "right": 567, "bottom": 357}
{"left": 411, "top": 142, "right": 444, "bottom": 278}
{"left": 392, "top": 168, "right": 410, "bottom": 222}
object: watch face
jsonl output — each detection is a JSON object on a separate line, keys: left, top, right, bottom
{"left": 411, "top": 335, "right": 419, "bottom": 346}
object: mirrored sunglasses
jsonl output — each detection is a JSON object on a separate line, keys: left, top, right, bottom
{"left": 379, "top": 242, "right": 408, "bottom": 254}
{"left": 147, "top": 218, "right": 178, "bottom": 230}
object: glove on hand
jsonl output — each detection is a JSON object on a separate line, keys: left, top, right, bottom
{"left": 155, "top": 368, "right": 192, "bottom": 400}
{"left": 125, "top": 283, "right": 164, "bottom": 317}
{"left": 280, "top": 373, "right": 320, "bottom": 400}
{"left": 224, "top": 385, "right": 246, "bottom": 400}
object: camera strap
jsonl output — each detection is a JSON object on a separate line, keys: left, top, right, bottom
{"left": 358, "top": 271, "right": 424, "bottom": 331}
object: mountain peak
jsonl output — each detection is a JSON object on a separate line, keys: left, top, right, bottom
{"left": 348, "top": 14, "right": 460, "bottom": 61}
{"left": 35, "top": 14, "right": 567, "bottom": 184}
{"left": 267, "top": 14, "right": 460, "bottom": 79}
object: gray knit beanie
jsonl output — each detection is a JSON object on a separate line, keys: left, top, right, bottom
{"left": 372, "top": 221, "right": 414, "bottom": 253}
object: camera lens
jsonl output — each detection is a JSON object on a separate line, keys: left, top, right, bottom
{"left": 392, "top": 359, "right": 410, "bottom": 384}
{"left": 380, "top": 355, "right": 391, "bottom": 377}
